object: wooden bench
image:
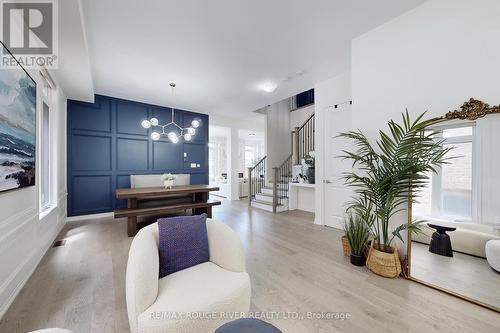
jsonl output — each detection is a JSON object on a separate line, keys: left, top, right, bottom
{"left": 114, "top": 185, "right": 221, "bottom": 236}
{"left": 114, "top": 199, "right": 221, "bottom": 219}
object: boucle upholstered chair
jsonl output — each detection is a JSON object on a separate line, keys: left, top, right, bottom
{"left": 486, "top": 239, "right": 500, "bottom": 272}
{"left": 126, "top": 219, "right": 251, "bottom": 333}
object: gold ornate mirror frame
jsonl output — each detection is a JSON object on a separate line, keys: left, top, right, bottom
{"left": 406, "top": 98, "right": 500, "bottom": 313}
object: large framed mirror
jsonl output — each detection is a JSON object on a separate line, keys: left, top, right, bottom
{"left": 407, "top": 98, "right": 500, "bottom": 312}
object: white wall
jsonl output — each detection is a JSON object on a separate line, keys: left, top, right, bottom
{"left": 211, "top": 113, "right": 266, "bottom": 133}
{"left": 290, "top": 104, "right": 314, "bottom": 130}
{"left": 348, "top": 0, "right": 500, "bottom": 250}
{"left": 0, "top": 72, "right": 67, "bottom": 318}
{"left": 352, "top": 0, "right": 500, "bottom": 139}
{"left": 266, "top": 99, "right": 291, "bottom": 177}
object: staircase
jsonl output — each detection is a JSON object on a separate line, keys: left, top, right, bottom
{"left": 249, "top": 155, "right": 292, "bottom": 213}
{"left": 248, "top": 111, "right": 315, "bottom": 213}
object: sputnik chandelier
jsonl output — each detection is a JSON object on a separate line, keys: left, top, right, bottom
{"left": 140, "top": 83, "right": 200, "bottom": 143}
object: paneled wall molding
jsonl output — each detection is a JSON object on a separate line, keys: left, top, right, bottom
{"left": 0, "top": 208, "right": 38, "bottom": 242}
{"left": 0, "top": 209, "right": 65, "bottom": 318}
{"left": 67, "top": 95, "right": 209, "bottom": 216}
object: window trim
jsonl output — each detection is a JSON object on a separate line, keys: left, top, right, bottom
{"left": 38, "top": 72, "right": 56, "bottom": 216}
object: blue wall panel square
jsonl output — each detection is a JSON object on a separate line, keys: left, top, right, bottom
{"left": 183, "top": 143, "right": 208, "bottom": 171}
{"left": 152, "top": 106, "right": 182, "bottom": 126}
{"left": 71, "top": 135, "right": 111, "bottom": 171}
{"left": 69, "top": 97, "right": 111, "bottom": 133}
{"left": 72, "top": 176, "right": 112, "bottom": 214}
{"left": 153, "top": 141, "right": 182, "bottom": 170}
{"left": 117, "top": 138, "right": 148, "bottom": 171}
{"left": 116, "top": 101, "right": 149, "bottom": 135}
{"left": 152, "top": 107, "right": 184, "bottom": 137}
{"left": 190, "top": 173, "right": 209, "bottom": 185}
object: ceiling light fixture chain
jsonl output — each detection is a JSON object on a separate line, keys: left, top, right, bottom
{"left": 140, "top": 83, "right": 201, "bottom": 143}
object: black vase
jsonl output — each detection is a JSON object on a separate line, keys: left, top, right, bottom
{"left": 350, "top": 253, "right": 366, "bottom": 266}
{"left": 306, "top": 167, "right": 315, "bottom": 184}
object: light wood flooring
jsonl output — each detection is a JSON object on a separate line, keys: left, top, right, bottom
{"left": 411, "top": 241, "right": 500, "bottom": 309}
{"left": 1, "top": 200, "right": 499, "bottom": 333}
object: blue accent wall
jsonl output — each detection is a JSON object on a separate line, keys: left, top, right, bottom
{"left": 67, "top": 94, "right": 209, "bottom": 216}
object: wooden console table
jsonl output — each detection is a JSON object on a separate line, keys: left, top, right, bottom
{"left": 114, "top": 185, "right": 220, "bottom": 237}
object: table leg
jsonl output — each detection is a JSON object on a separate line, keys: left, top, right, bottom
{"left": 193, "top": 206, "right": 212, "bottom": 218}
{"left": 127, "top": 198, "right": 138, "bottom": 237}
{"left": 194, "top": 192, "right": 208, "bottom": 202}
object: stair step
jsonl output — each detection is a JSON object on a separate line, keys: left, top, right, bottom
{"left": 252, "top": 199, "right": 283, "bottom": 206}
{"left": 250, "top": 200, "right": 289, "bottom": 213}
{"left": 256, "top": 192, "right": 287, "bottom": 198}
{"left": 255, "top": 193, "right": 288, "bottom": 204}
{"left": 261, "top": 187, "right": 273, "bottom": 195}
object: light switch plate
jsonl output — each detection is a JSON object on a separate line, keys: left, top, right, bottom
{"left": 190, "top": 163, "right": 197, "bottom": 168}
{"left": 197, "top": 164, "right": 200, "bottom": 167}
{"left": 184, "top": 152, "right": 187, "bottom": 157}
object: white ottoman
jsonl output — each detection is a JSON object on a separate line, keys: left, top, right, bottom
{"left": 485, "top": 240, "right": 500, "bottom": 272}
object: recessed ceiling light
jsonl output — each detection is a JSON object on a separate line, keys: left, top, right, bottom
{"left": 258, "top": 81, "right": 277, "bottom": 93}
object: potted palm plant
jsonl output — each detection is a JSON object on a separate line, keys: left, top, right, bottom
{"left": 344, "top": 213, "right": 370, "bottom": 266}
{"left": 338, "top": 111, "right": 451, "bottom": 277}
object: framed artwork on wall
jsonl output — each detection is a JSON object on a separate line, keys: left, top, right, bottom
{"left": 0, "top": 42, "right": 37, "bottom": 193}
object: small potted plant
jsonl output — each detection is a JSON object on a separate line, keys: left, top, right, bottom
{"left": 161, "top": 173, "right": 176, "bottom": 189}
{"left": 344, "top": 213, "right": 370, "bottom": 266}
{"left": 298, "top": 173, "right": 308, "bottom": 183}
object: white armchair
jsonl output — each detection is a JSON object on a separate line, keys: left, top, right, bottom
{"left": 126, "top": 219, "right": 251, "bottom": 333}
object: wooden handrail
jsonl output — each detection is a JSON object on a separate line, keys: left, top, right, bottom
{"left": 295, "top": 113, "right": 315, "bottom": 164}
{"left": 298, "top": 113, "right": 315, "bottom": 131}
{"left": 279, "top": 154, "right": 293, "bottom": 168}
{"left": 248, "top": 155, "right": 267, "bottom": 206}
{"left": 249, "top": 156, "right": 267, "bottom": 172}
{"left": 272, "top": 154, "right": 293, "bottom": 212}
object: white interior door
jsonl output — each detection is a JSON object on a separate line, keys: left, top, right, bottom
{"left": 323, "top": 104, "right": 353, "bottom": 229}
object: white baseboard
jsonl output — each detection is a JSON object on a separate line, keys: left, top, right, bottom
{"left": 66, "top": 211, "right": 114, "bottom": 222}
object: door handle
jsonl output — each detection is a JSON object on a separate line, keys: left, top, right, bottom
{"left": 323, "top": 179, "right": 332, "bottom": 184}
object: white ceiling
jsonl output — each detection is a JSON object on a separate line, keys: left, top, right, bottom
{"left": 73, "top": 0, "right": 426, "bottom": 118}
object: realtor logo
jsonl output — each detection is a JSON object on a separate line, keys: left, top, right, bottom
{"left": 0, "top": 0, "right": 58, "bottom": 68}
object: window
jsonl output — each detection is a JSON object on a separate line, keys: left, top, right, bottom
{"left": 413, "top": 125, "right": 474, "bottom": 221}
{"left": 39, "top": 70, "right": 55, "bottom": 213}
{"left": 244, "top": 146, "right": 254, "bottom": 167}
{"left": 40, "top": 102, "right": 51, "bottom": 210}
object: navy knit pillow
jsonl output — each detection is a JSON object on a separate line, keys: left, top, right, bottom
{"left": 157, "top": 214, "right": 209, "bottom": 278}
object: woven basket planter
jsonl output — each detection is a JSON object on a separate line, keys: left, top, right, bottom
{"left": 341, "top": 235, "right": 351, "bottom": 257}
{"left": 366, "top": 240, "right": 402, "bottom": 278}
